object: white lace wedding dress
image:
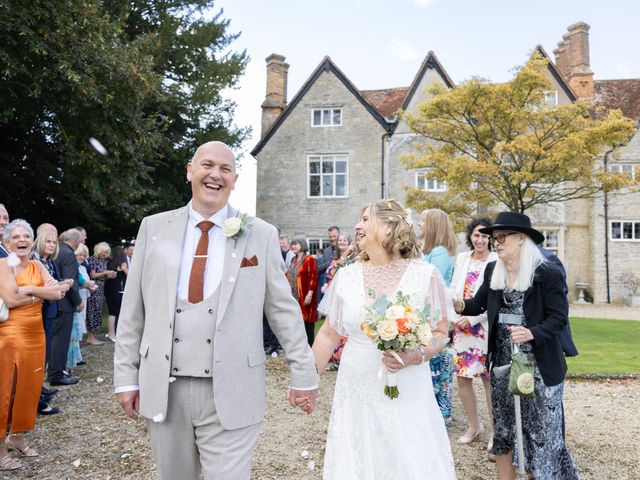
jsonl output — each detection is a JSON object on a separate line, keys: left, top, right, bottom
{"left": 319, "top": 260, "right": 457, "bottom": 479}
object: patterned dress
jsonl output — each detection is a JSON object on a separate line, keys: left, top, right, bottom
{"left": 491, "top": 290, "right": 579, "bottom": 479}
{"left": 453, "top": 259, "right": 490, "bottom": 378}
{"left": 86, "top": 256, "right": 107, "bottom": 333}
{"left": 423, "top": 249, "right": 454, "bottom": 420}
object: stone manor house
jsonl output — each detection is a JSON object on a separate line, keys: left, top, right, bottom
{"left": 251, "top": 22, "right": 640, "bottom": 304}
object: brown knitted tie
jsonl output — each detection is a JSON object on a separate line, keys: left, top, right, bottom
{"left": 188, "top": 220, "right": 215, "bottom": 303}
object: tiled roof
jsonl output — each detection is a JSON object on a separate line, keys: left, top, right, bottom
{"left": 361, "top": 87, "right": 410, "bottom": 119}
{"left": 595, "top": 79, "right": 640, "bottom": 121}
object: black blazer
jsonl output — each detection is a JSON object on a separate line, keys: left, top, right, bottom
{"left": 463, "top": 261, "right": 568, "bottom": 386}
{"left": 54, "top": 242, "right": 82, "bottom": 312}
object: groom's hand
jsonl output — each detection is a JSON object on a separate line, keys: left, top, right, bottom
{"left": 287, "top": 388, "right": 318, "bottom": 415}
{"left": 116, "top": 390, "right": 140, "bottom": 420}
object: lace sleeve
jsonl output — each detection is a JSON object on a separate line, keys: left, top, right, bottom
{"left": 318, "top": 268, "right": 348, "bottom": 337}
{"left": 425, "top": 265, "right": 456, "bottom": 329}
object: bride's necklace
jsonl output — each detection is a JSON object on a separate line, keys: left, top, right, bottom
{"left": 363, "top": 258, "right": 411, "bottom": 299}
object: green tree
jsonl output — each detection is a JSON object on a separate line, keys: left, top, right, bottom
{"left": 0, "top": 0, "right": 247, "bottom": 241}
{"left": 400, "top": 53, "right": 637, "bottom": 220}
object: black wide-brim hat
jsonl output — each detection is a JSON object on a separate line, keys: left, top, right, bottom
{"left": 479, "top": 212, "right": 545, "bottom": 244}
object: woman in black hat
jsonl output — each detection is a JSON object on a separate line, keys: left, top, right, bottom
{"left": 454, "top": 212, "right": 578, "bottom": 480}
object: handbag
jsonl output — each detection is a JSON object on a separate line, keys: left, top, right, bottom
{"left": 0, "top": 298, "right": 8, "bottom": 322}
{"left": 508, "top": 351, "right": 535, "bottom": 398}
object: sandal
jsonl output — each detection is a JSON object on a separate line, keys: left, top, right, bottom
{"left": 0, "top": 454, "right": 22, "bottom": 470}
{"left": 5, "top": 438, "right": 38, "bottom": 457}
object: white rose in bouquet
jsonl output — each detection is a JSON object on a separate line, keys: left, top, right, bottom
{"left": 378, "top": 319, "right": 399, "bottom": 341}
{"left": 416, "top": 323, "right": 433, "bottom": 345}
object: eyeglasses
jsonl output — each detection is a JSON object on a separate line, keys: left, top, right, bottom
{"left": 491, "top": 232, "right": 520, "bottom": 244}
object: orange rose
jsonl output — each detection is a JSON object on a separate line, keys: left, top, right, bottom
{"left": 396, "top": 318, "right": 410, "bottom": 334}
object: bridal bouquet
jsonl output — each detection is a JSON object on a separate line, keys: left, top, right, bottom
{"left": 360, "top": 291, "right": 437, "bottom": 399}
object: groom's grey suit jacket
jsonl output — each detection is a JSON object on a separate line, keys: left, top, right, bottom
{"left": 113, "top": 204, "right": 318, "bottom": 429}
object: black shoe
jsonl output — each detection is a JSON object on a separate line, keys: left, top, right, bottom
{"left": 76, "top": 361, "right": 86, "bottom": 366}
{"left": 49, "top": 376, "right": 79, "bottom": 386}
{"left": 41, "top": 386, "right": 58, "bottom": 396}
{"left": 38, "top": 406, "right": 60, "bottom": 416}
{"left": 41, "top": 392, "right": 56, "bottom": 402}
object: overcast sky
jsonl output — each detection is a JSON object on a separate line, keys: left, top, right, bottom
{"left": 225, "top": 0, "right": 640, "bottom": 215}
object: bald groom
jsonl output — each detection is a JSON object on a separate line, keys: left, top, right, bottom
{"left": 114, "top": 141, "right": 318, "bottom": 479}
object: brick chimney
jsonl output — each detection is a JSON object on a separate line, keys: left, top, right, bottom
{"left": 553, "top": 22, "right": 594, "bottom": 99}
{"left": 261, "top": 54, "right": 288, "bottom": 137}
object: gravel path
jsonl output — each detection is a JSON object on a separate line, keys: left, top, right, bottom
{"left": 10, "top": 343, "right": 640, "bottom": 480}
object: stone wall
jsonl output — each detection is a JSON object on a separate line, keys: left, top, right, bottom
{"left": 256, "top": 69, "right": 387, "bottom": 240}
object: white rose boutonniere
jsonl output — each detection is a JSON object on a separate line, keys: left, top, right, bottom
{"left": 222, "top": 213, "right": 253, "bottom": 249}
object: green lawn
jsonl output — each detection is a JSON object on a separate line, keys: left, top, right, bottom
{"left": 566, "top": 318, "right": 640, "bottom": 375}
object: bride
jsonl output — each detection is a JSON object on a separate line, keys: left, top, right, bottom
{"left": 312, "top": 199, "right": 457, "bottom": 479}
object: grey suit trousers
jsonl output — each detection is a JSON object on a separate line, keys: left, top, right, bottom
{"left": 146, "top": 377, "right": 262, "bottom": 480}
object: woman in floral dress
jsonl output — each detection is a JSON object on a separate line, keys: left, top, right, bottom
{"left": 450, "top": 218, "right": 497, "bottom": 454}
{"left": 85, "top": 242, "right": 115, "bottom": 345}
{"left": 419, "top": 208, "right": 457, "bottom": 422}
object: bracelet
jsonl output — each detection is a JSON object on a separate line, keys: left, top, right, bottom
{"left": 415, "top": 346, "right": 426, "bottom": 364}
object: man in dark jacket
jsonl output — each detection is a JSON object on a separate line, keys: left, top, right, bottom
{"left": 49, "top": 228, "right": 84, "bottom": 385}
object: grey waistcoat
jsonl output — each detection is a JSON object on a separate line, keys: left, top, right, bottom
{"left": 171, "top": 289, "right": 220, "bottom": 378}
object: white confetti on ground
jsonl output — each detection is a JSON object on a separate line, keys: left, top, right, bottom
{"left": 96, "top": 377, "right": 104, "bottom": 383}
{"left": 307, "top": 460, "right": 316, "bottom": 470}
{"left": 88, "top": 137, "right": 108, "bottom": 155}
{"left": 300, "top": 450, "right": 309, "bottom": 458}
{"left": 72, "top": 458, "right": 81, "bottom": 468}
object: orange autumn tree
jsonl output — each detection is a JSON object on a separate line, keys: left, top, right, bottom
{"left": 400, "top": 52, "right": 637, "bottom": 218}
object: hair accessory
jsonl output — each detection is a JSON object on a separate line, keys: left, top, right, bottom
{"left": 404, "top": 208, "right": 414, "bottom": 226}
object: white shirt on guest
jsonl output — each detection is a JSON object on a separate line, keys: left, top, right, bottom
{"left": 177, "top": 201, "right": 229, "bottom": 301}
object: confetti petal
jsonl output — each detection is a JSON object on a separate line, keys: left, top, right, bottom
{"left": 96, "top": 376, "right": 104, "bottom": 383}
{"left": 7, "top": 252, "right": 19, "bottom": 267}
{"left": 169, "top": 376, "right": 177, "bottom": 383}
{"left": 153, "top": 413, "right": 164, "bottom": 422}
{"left": 89, "top": 137, "right": 108, "bottom": 155}
{"left": 301, "top": 450, "right": 309, "bottom": 458}
{"left": 72, "top": 458, "right": 81, "bottom": 468}
{"left": 307, "top": 460, "right": 316, "bottom": 470}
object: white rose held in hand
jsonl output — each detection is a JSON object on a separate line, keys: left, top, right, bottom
{"left": 222, "top": 217, "right": 242, "bottom": 237}
{"left": 378, "top": 319, "right": 399, "bottom": 341}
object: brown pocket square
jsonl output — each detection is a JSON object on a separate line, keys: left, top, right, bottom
{"left": 240, "top": 255, "right": 258, "bottom": 268}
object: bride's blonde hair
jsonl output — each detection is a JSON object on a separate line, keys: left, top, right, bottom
{"left": 358, "top": 199, "right": 422, "bottom": 262}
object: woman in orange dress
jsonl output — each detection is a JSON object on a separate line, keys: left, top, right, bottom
{"left": 0, "top": 220, "right": 64, "bottom": 471}
{"left": 285, "top": 237, "right": 318, "bottom": 347}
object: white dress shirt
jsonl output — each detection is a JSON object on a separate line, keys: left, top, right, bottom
{"left": 177, "top": 202, "right": 228, "bottom": 301}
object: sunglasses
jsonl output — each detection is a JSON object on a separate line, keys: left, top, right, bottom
{"left": 490, "top": 231, "right": 520, "bottom": 244}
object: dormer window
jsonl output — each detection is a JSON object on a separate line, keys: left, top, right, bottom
{"left": 312, "top": 108, "right": 342, "bottom": 127}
